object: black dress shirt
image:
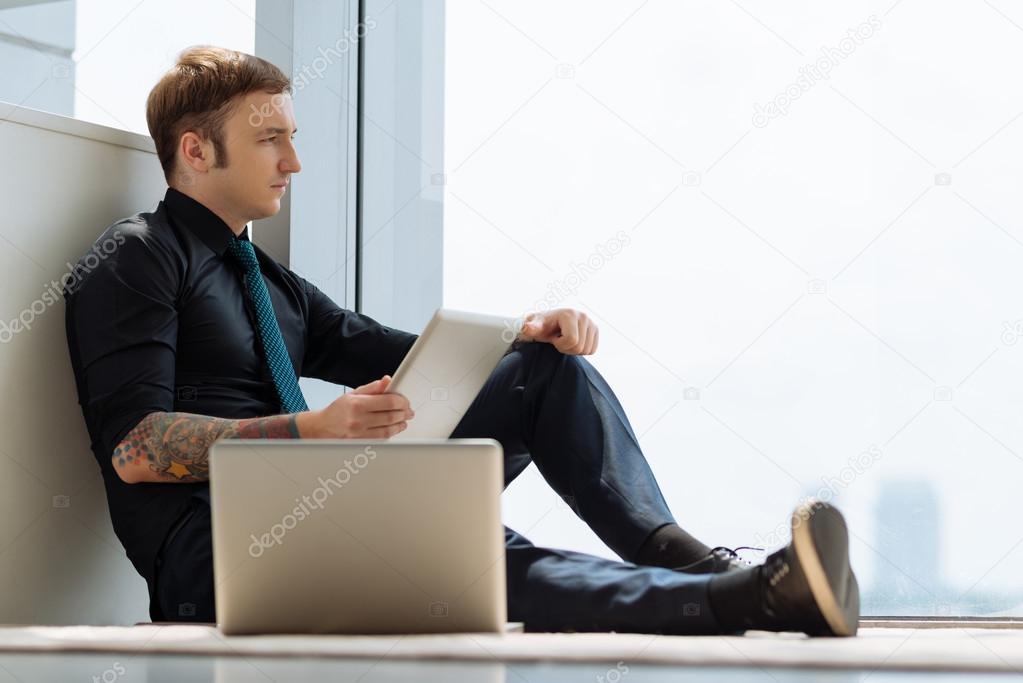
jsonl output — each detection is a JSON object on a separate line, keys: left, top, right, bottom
{"left": 63, "top": 187, "right": 417, "bottom": 601}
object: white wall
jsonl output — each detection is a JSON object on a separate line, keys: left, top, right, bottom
{"left": 0, "top": 105, "right": 165, "bottom": 624}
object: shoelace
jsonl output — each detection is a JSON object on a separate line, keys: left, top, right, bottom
{"left": 709, "top": 545, "right": 765, "bottom": 567}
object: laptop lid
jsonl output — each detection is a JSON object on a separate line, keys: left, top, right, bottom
{"left": 209, "top": 439, "right": 506, "bottom": 635}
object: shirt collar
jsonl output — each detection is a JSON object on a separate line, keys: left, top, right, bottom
{"left": 163, "top": 187, "right": 250, "bottom": 256}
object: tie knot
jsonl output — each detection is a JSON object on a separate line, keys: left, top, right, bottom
{"left": 227, "top": 237, "right": 259, "bottom": 270}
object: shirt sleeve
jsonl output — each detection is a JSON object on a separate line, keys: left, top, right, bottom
{"left": 64, "top": 221, "right": 181, "bottom": 463}
{"left": 299, "top": 278, "right": 418, "bottom": 388}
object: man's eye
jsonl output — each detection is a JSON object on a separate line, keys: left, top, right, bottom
{"left": 263, "top": 136, "right": 277, "bottom": 143}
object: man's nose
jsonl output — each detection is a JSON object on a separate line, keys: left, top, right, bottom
{"left": 281, "top": 154, "right": 301, "bottom": 174}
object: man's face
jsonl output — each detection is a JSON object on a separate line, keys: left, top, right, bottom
{"left": 203, "top": 90, "right": 301, "bottom": 223}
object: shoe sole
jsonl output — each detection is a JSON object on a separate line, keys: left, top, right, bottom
{"left": 790, "top": 500, "right": 859, "bottom": 636}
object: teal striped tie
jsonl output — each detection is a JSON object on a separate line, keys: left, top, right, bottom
{"left": 227, "top": 237, "right": 309, "bottom": 413}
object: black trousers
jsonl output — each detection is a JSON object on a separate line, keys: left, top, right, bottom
{"left": 153, "top": 341, "right": 723, "bottom": 633}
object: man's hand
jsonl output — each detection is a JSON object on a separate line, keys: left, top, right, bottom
{"left": 517, "top": 308, "right": 599, "bottom": 355}
{"left": 299, "top": 375, "right": 415, "bottom": 439}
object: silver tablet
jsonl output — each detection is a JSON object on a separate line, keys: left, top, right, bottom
{"left": 386, "top": 308, "right": 516, "bottom": 439}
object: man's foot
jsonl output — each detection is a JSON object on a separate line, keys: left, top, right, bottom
{"left": 760, "top": 499, "right": 859, "bottom": 636}
{"left": 708, "top": 499, "right": 860, "bottom": 637}
{"left": 673, "top": 546, "right": 752, "bottom": 574}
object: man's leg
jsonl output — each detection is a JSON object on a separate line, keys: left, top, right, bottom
{"left": 149, "top": 486, "right": 859, "bottom": 636}
{"left": 503, "top": 526, "right": 721, "bottom": 633}
{"left": 149, "top": 498, "right": 726, "bottom": 633}
{"left": 450, "top": 340, "right": 705, "bottom": 565}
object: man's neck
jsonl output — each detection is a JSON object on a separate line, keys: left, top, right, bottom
{"left": 172, "top": 185, "right": 248, "bottom": 236}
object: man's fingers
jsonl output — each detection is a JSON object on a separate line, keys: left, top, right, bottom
{"left": 362, "top": 409, "right": 412, "bottom": 429}
{"left": 353, "top": 375, "right": 391, "bottom": 395}
{"left": 519, "top": 315, "right": 543, "bottom": 341}
{"left": 581, "top": 324, "right": 597, "bottom": 355}
{"left": 352, "top": 393, "right": 412, "bottom": 413}
{"left": 555, "top": 314, "right": 579, "bottom": 351}
{"left": 364, "top": 421, "right": 408, "bottom": 439}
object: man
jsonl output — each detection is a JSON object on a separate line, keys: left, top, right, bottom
{"left": 64, "top": 46, "right": 859, "bottom": 636}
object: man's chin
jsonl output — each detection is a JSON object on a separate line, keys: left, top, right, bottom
{"left": 253, "top": 200, "right": 282, "bottom": 220}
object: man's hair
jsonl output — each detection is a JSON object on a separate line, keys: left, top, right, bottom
{"left": 146, "top": 46, "right": 292, "bottom": 182}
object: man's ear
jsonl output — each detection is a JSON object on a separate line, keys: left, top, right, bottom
{"left": 178, "top": 131, "right": 215, "bottom": 173}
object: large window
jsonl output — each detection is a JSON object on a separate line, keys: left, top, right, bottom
{"left": 0, "top": 0, "right": 254, "bottom": 134}
{"left": 443, "top": 0, "right": 1023, "bottom": 616}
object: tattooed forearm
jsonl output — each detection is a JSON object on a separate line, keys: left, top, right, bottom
{"left": 112, "top": 411, "right": 301, "bottom": 483}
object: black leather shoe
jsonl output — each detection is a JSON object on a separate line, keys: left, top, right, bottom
{"left": 673, "top": 546, "right": 753, "bottom": 574}
{"left": 758, "top": 499, "right": 860, "bottom": 636}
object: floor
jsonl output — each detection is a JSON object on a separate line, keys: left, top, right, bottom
{"left": 3, "top": 624, "right": 1023, "bottom": 681}
{"left": 0, "top": 652, "right": 1020, "bottom": 682}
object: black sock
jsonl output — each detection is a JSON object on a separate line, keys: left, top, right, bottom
{"left": 707, "top": 564, "right": 762, "bottom": 633}
{"left": 634, "top": 523, "right": 712, "bottom": 568}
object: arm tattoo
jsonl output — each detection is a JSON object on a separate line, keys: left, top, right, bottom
{"left": 113, "top": 411, "right": 301, "bottom": 482}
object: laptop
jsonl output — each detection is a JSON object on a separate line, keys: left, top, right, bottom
{"left": 209, "top": 439, "right": 507, "bottom": 635}
{"left": 386, "top": 308, "right": 516, "bottom": 439}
